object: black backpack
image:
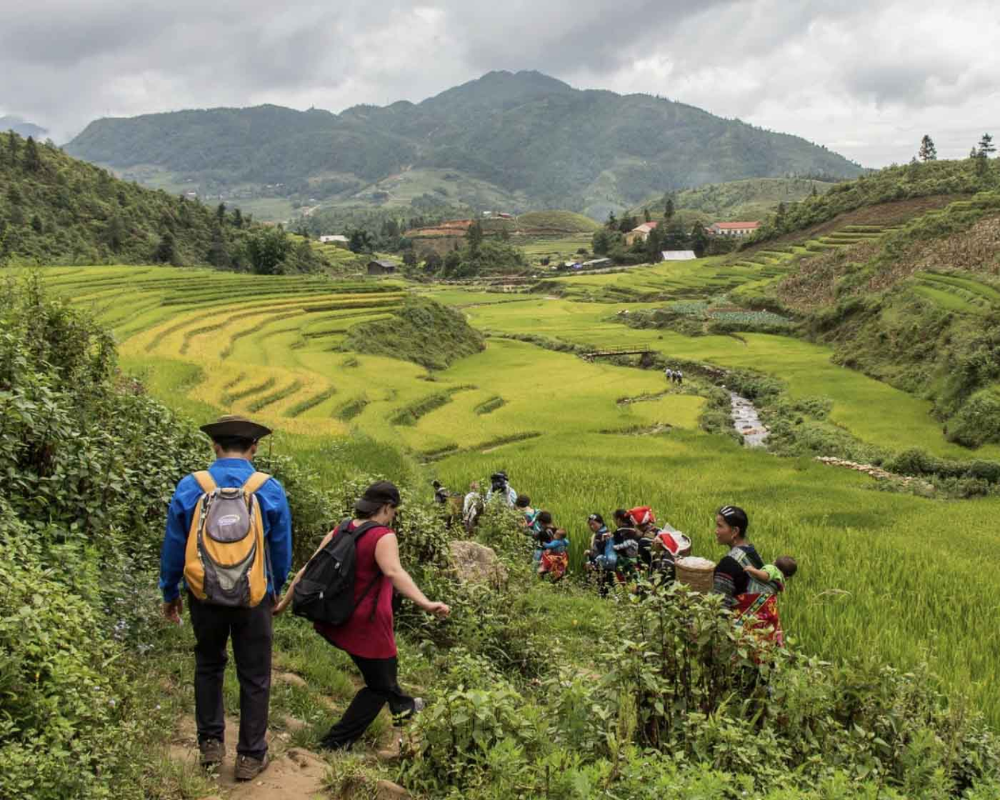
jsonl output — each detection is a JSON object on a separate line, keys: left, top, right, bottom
{"left": 291, "top": 519, "right": 383, "bottom": 626}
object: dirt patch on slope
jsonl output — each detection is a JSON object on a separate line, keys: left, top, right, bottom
{"left": 171, "top": 717, "right": 329, "bottom": 800}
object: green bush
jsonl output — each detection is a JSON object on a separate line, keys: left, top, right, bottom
{"left": 343, "top": 296, "right": 485, "bottom": 370}
{"left": 946, "top": 388, "right": 1000, "bottom": 448}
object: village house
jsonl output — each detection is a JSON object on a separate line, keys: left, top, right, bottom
{"left": 709, "top": 221, "right": 761, "bottom": 237}
{"left": 319, "top": 234, "right": 349, "bottom": 246}
{"left": 625, "top": 221, "right": 659, "bottom": 246}
{"left": 367, "top": 259, "right": 398, "bottom": 276}
{"left": 661, "top": 250, "right": 697, "bottom": 261}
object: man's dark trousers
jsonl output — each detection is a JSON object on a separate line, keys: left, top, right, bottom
{"left": 188, "top": 594, "right": 273, "bottom": 759}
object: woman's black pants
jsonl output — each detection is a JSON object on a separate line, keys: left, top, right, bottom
{"left": 320, "top": 654, "right": 415, "bottom": 749}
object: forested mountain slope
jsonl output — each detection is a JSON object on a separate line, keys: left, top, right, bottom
{"left": 66, "top": 70, "right": 863, "bottom": 219}
{"left": 0, "top": 132, "right": 318, "bottom": 270}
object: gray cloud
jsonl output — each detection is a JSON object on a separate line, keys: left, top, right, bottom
{"left": 0, "top": 0, "right": 998, "bottom": 166}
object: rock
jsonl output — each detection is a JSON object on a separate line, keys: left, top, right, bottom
{"left": 273, "top": 672, "right": 307, "bottom": 689}
{"left": 449, "top": 540, "right": 508, "bottom": 585}
{"left": 282, "top": 715, "right": 306, "bottom": 732}
{"left": 376, "top": 780, "right": 411, "bottom": 799}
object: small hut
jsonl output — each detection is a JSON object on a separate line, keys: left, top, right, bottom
{"left": 367, "top": 259, "right": 398, "bottom": 276}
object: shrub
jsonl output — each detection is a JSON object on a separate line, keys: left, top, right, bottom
{"left": 945, "top": 388, "right": 1000, "bottom": 448}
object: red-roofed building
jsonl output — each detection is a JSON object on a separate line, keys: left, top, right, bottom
{"left": 625, "top": 220, "right": 660, "bottom": 245}
{"left": 709, "top": 221, "right": 760, "bottom": 237}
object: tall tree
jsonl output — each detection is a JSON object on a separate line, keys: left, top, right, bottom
{"left": 974, "top": 133, "right": 994, "bottom": 175}
{"left": 918, "top": 135, "right": 937, "bottom": 161}
{"left": 465, "top": 219, "right": 484, "bottom": 254}
{"left": 0, "top": 219, "right": 12, "bottom": 266}
{"left": 690, "top": 223, "right": 709, "bottom": 257}
{"left": 216, "top": 202, "right": 227, "bottom": 225}
{"left": 206, "top": 226, "right": 230, "bottom": 267}
{"left": 644, "top": 224, "right": 665, "bottom": 262}
{"left": 643, "top": 208, "right": 652, "bottom": 223}
{"left": 232, "top": 207, "right": 244, "bottom": 229}
{"left": 153, "top": 232, "right": 178, "bottom": 265}
{"left": 977, "top": 133, "right": 995, "bottom": 158}
{"left": 6, "top": 131, "right": 18, "bottom": 167}
{"left": 663, "top": 198, "right": 675, "bottom": 221}
{"left": 22, "top": 136, "right": 41, "bottom": 172}
{"left": 244, "top": 226, "right": 291, "bottom": 275}
{"left": 605, "top": 211, "right": 617, "bottom": 230}
{"left": 103, "top": 215, "right": 126, "bottom": 252}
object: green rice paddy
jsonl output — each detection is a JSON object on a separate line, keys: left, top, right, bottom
{"left": 28, "top": 260, "right": 1000, "bottom": 724}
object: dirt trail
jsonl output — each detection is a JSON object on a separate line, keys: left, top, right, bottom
{"left": 171, "top": 717, "right": 330, "bottom": 800}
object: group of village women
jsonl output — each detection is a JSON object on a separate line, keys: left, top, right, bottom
{"left": 458, "top": 471, "right": 796, "bottom": 648}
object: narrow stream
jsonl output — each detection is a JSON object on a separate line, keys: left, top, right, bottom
{"left": 730, "top": 392, "right": 769, "bottom": 447}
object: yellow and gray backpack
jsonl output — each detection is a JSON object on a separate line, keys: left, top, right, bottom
{"left": 183, "top": 471, "right": 271, "bottom": 607}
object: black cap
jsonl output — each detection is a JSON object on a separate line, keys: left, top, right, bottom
{"left": 355, "top": 480, "right": 401, "bottom": 515}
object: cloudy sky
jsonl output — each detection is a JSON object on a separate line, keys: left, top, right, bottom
{"left": 2, "top": 0, "right": 998, "bottom": 167}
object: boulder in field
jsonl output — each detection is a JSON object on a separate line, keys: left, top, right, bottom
{"left": 449, "top": 540, "right": 508, "bottom": 585}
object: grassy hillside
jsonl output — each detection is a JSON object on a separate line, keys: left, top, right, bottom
{"left": 631, "top": 177, "right": 839, "bottom": 225}
{"left": 769, "top": 191, "right": 1000, "bottom": 447}
{"left": 748, "top": 158, "right": 1000, "bottom": 245}
{"left": 512, "top": 210, "right": 599, "bottom": 233}
{"left": 66, "top": 71, "right": 863, "bottom": 219}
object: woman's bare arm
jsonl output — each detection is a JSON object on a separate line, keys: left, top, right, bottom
{"left": 375, "top": 533, "right": 449, "bottom": 617}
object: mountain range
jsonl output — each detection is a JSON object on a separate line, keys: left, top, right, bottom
{"left": 1, "top": 115, "right": 48, "bottom": 140}
{"left": 65, "top": 70, "right": 864, "bottom": 220}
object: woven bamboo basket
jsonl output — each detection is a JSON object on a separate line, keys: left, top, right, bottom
{"left": 674, "top": 556, "right": 715, "bottom": 592}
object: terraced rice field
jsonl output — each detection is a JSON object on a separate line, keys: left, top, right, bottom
{"left": 913, "top": 271, "right": 1000, "bottom": 314}
{"left": 30, "top": 252, "right": 1000, "bottom": 724}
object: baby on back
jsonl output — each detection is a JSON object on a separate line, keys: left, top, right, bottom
{"left": 744, "top": 555, "right": 797, "bottom": 594}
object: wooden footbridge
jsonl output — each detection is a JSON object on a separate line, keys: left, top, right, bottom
{"left": 581, "top": 344, "right": 655, "bottom": 361}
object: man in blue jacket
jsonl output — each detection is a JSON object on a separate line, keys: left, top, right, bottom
{"left": 160, "top": 415, "right": 292, "bottom": 781}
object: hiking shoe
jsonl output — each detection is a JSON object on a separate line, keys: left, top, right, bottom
{"left": 234, "top": 753, "right": 269, "bottom": 781}
{"left": 199, "top": 738, "right": 224, "bottom": 768}
{"left": 392, "top": 697, "right": 425, "bottom": 725}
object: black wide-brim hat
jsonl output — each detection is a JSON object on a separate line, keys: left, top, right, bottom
{"left": 199, "top": 415, "right": 272, "bottom": 442}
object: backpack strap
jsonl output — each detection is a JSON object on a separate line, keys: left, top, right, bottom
{"left": 347, "top": 521, "right": 389, "bottom": 621}
{"left": 242, "top": 471, "right": 271, "bottom": 496}
{"left": 193, "top": 471, "right": 217, "bottom": 494}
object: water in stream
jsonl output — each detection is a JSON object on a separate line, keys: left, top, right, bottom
{"left": 730, "top": 392, "right": 769, "bottom": 447}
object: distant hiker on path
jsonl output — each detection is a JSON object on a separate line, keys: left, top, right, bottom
{"left": 432, "top": 480, "right": 449, "bottom": 505}
{"left": 159, "top": 415, "right": 292, "bottom": 781}
{"left": 712, "top": 505, "right": 784, "bottom": 646}
{"left": 665, "top": 368, "right": 674, "bottom": 382}
{"left": 462, "top": 481, "right": 483, "bottom": 532}
{"left": 275, "top": 481, "right": 449, "bottom": 751}
{"left": 486, "top": 470, "right": 518, "bottom": 506}
{"left": 676, "top": 370, "right": 683, "bottom": 385}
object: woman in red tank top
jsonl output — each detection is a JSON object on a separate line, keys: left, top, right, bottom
{"left": 276, "top": 481, "right": 450, "bottom": 750}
